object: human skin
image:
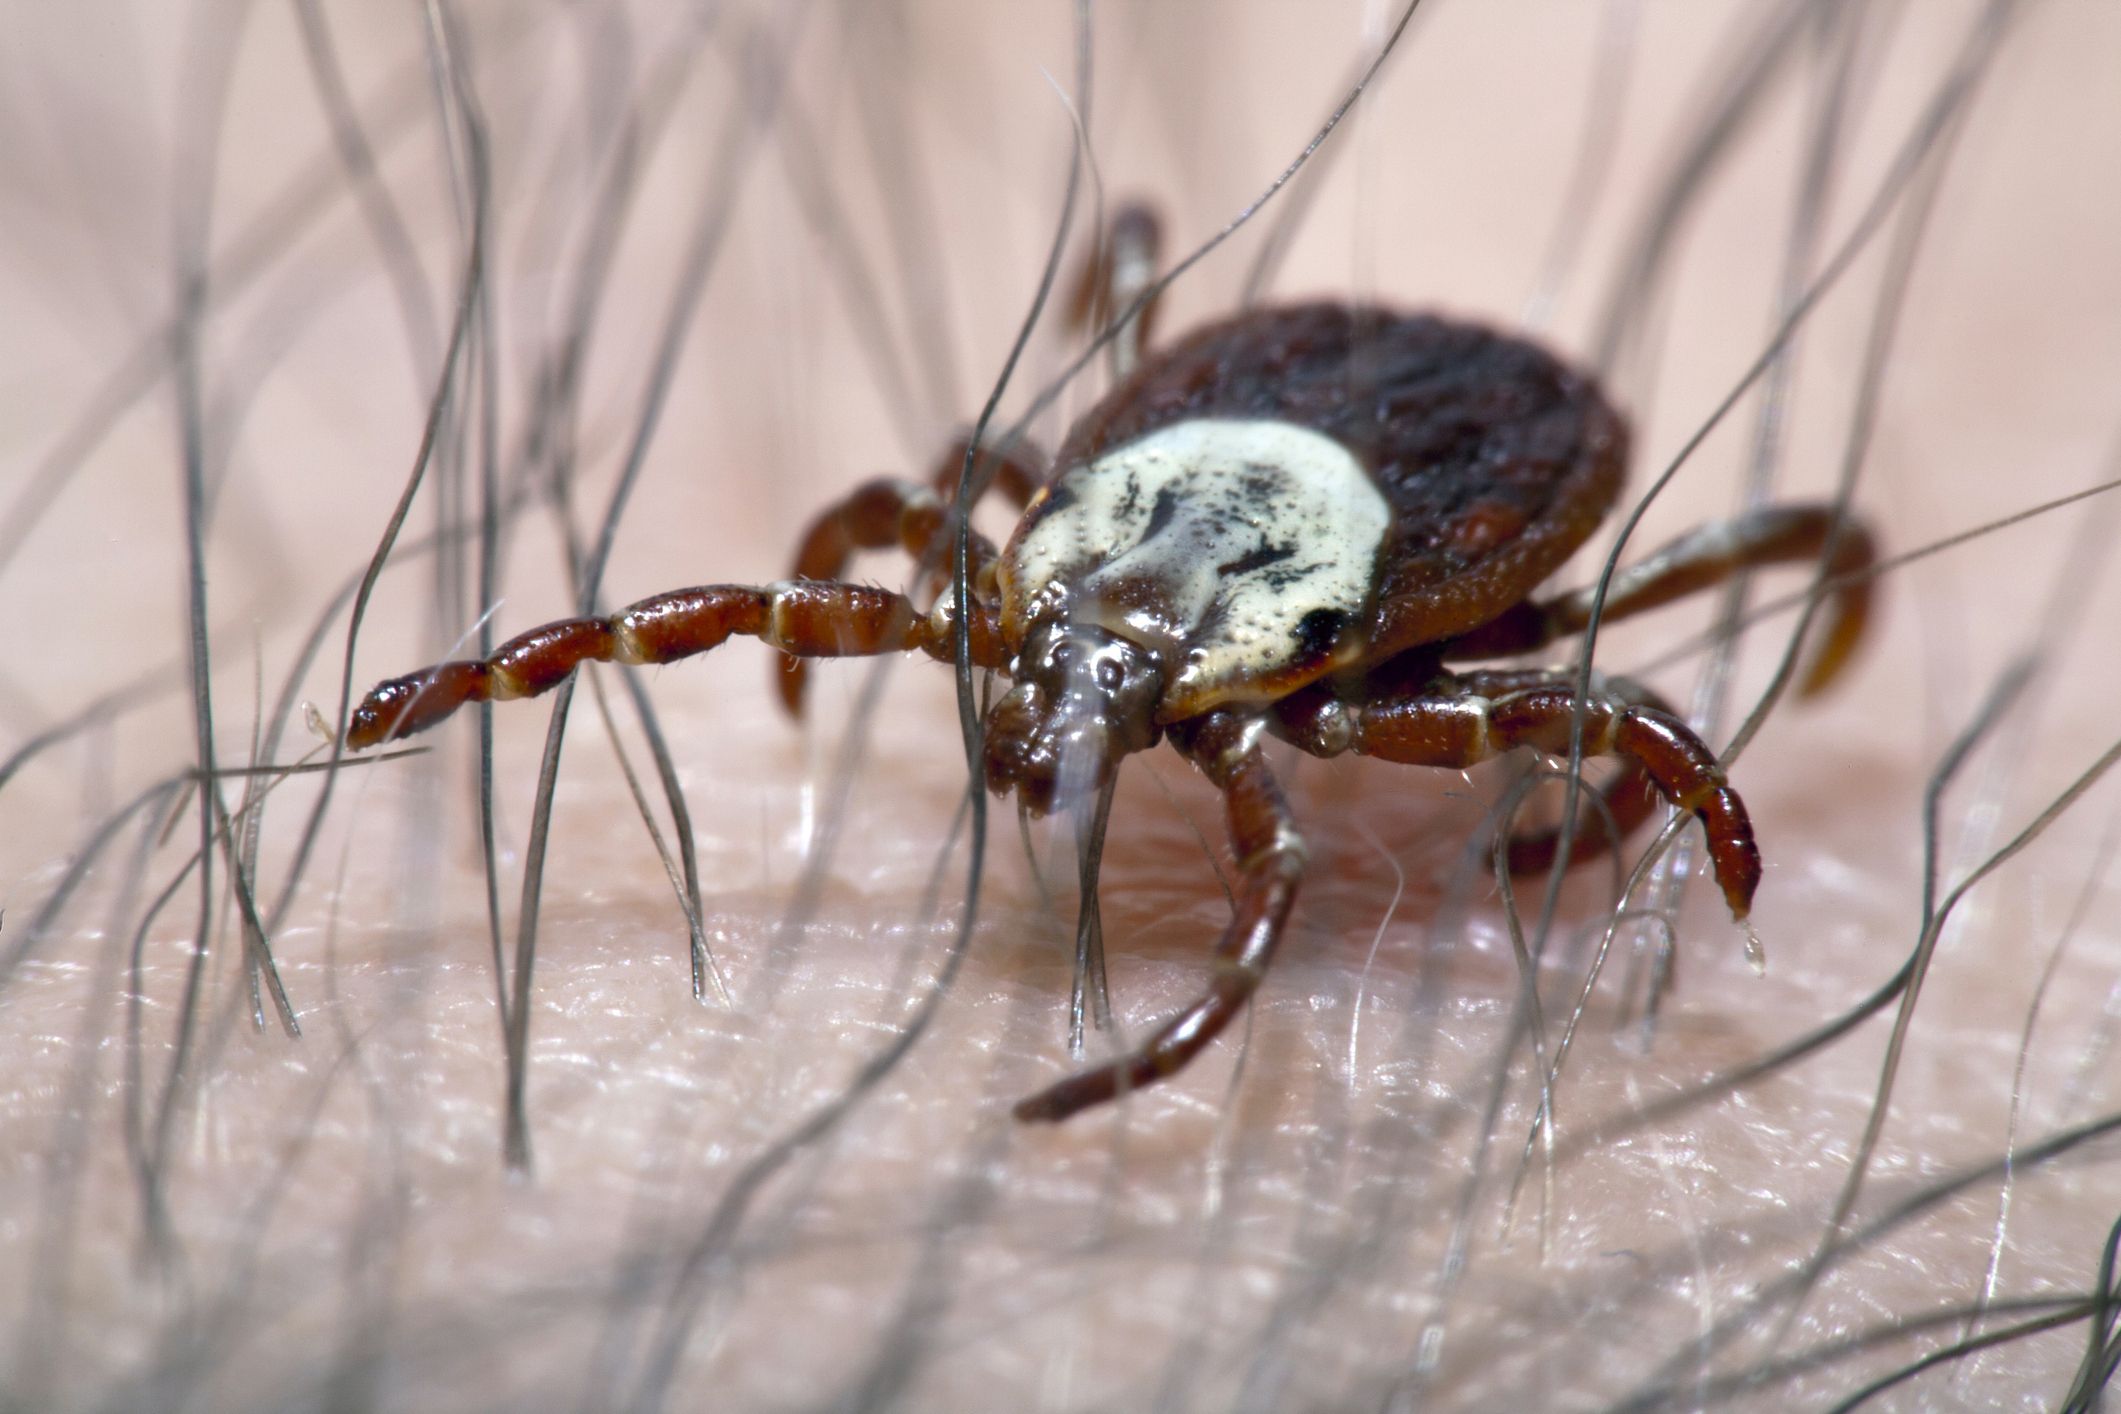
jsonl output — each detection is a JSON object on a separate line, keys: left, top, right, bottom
{"left": 4, "top": 3, "right": 2121, "bottom": 1410}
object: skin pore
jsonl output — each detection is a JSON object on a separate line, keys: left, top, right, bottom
{"left": 4, "top": 2, "right": 2121, "bottom": 1409}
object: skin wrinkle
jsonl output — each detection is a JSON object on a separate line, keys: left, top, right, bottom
{"left": 2, "top": 2, "right": 2120, "bottom": 1410}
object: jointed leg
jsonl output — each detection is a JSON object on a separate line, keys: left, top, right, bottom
{"left": 1066, "top": 200, "right": 1165, "bottom": 381}
{"left": 1455, "top": 669, "right": 1666, "bottom": 883}
{"left": 345, "top": 580, "right": 1005, "bottom": 749}
{"left": 777, "top": 432, "right": 1045, "bottom": 714}
{"left": 1442, "top": 504, "right": 1877, "bottom": 696}
{"left": 785, "top": 431, "right": 1045, "bottom": 585}
{"left": 1273, "top": 669, "right": 1761, "bottom": 920}
{"left": 1013, "top": 710, "right": 1303, "bottom": 1123}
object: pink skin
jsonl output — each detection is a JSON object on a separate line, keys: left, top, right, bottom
{"left": 4, "top": 4, "right": 2121, "bottom": 1409}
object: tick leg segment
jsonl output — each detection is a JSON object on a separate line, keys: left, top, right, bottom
{"left": 1014, "top": 711, "right": 1303, "bottom": 1123}
{"left": 786, "top": 433, "right": 1045, "bottom": 585}
{"left": 927, "top": 430, "right": 1046, "bottom": 513}
{"left": 778, "top": 433, "right": 1045, "bottom": 715}
{"left": 787, "top": 478, "right": 965, "bottom": 585}
{"left": 1443, "top": 504, "right": 1876, "bottom": 696}
{"left": 1450, "top": 669, "right": 1667, "bottom": 883}
{"left": 1273, "top": 670, "right": 1760, "bottom": 920}
{"left": 1067, "top": 200, "right": 1165, "bottom": 381}
{"left": 345, "top": 580, "right": 1005, "bottom": 749}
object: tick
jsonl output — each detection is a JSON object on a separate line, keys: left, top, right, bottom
{"left": 345, "top": 214, "right": 1873, "bottom": 1124}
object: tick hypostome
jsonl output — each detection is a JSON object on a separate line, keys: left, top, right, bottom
{"left": 347, "top": 218, "right": 1875, "bottom": 1124}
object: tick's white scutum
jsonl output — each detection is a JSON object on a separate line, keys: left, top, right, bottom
{"left": 1002, "top": 418, "right": 1392, "bottom": 713}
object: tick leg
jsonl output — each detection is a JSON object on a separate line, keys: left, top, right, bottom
{"left": 1274, "top": 670, "right": 1760, "bottom": 920}
{"left": 778, "top": 432, "right": 1045, "bottom": 715}
{"left": 786, "top": 432, "right": 1044, "bottom": 585}
{"left": 1453, "top": 669, "right": 1667, "bottom": 884}
{"left": 1443, "top": 504, "right": 1876, "bottom": 696}
{"left": 1067, "top": 200, "right": 1164, "bottom": 381}
{"left": 927, "top": 430, "right": 1046, "bottom": 513}
{"left": 346, "top": 580, "right": 1005, "bottom": 749}
{"left": 1014, "top": 711, "right": 1303, "bottom": 1124}
{"left": 786, "top": 478, "right": 962, "bottom": 584}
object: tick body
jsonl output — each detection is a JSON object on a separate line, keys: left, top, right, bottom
{"left": 348, "top": 260, "right": 1875, "bottom": 1125}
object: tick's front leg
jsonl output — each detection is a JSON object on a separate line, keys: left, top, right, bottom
{"left": 1013, "top": 711, "right": 1304, "bottom": 1123}
{"left": 346, "top": 580, "right": 1006, "bottom": 749}
{"left": 776, "top": 432, "right": 1045, "bottom": 715}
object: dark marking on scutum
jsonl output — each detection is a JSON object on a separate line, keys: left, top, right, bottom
{"left": 1040, "top": 483, "right": 1078, "bottom": 517}
{"left": 1293, "top": 607, "right": 1350, "bottom": 658}
{"left": 1218, "top": 542, "right": 1296, "bottom": 577}
{"left": 1238, "top": 467, "right": 1281, "bottom": 504}
{"left": 1261, "top": 560, "right": 1327, "bottom": 593}
{"left": 1115, "top": 474, "right": 1143, "bottom": 520}
{"left": 1143, "top": 483, "right": 1182, "bottom": 539}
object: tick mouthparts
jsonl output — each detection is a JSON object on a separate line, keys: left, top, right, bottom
{"left": 980, "top": 681, "right": 1130, "bottom": 818}
{"left": 980, "top": 683, "right": 1047, "bottom": 794}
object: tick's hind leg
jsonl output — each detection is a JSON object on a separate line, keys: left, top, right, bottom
{"left": 1443, "top": 504, "right": 1877, "bottom": 696}
{"left": 1013, "top": 710, "right": 1302, "bottom": 1124}
{"left": 777, "top": 432, "right": 1045, "bottom": 715}
{"left": 346, "top": 580, "right": 1004, "bottom": 749}
{"left": 1274, "top": 669, "right": 1760, "bottom": 920}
